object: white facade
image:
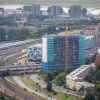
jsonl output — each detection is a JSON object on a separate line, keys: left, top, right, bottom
{"left": 42, "top": 37, "right": 47, "bottom": 62}
{"left": 27, "top": 44, "right": 42, "bottom": 60}
{"left": 85, "top": 35, "right": 95, "bottom": 50}
{"left": 66, "top": 64, "right": 95, "bottom": 90}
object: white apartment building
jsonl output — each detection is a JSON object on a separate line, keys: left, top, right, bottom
{"left": 85, "top": 35, "right": 95, "bottom": 51}
{"left": 66, "top": 64, "right": 95, "bottom": 90}
{"left": 27, "top": 44, "right": 42, "bottom": 61}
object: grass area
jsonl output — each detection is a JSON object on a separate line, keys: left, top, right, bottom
{"left": 55, "top": 92, "right": 82, "bottom": 100}
{"left": 27, "top": 76, "right": 44, "bottom": 91}
{"left": 18, "top": 75, "right": 82, "bottom": 100}
{"left": 18, "top": 75, "right": 25, "bottom": 84}
{"left": 27, "top": 76, "right": 37, "bottom": 86}
{"left": 0, "top": 0, "right": 100, "bottom": 8}
{"left": 27, "top": 76, "right": 82, "bottom": 100}
{"left": 5, "top": 76, "right": 16, "bottom": 84}
{"left": 19, "top": 75, "right": 41, "bottom": 89}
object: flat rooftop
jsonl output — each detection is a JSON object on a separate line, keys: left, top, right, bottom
{"left": 66, "top": 65, "right": 91, "bottom": 80}
{"left": 28, "top": 44, "right": 42, "bottom": 49}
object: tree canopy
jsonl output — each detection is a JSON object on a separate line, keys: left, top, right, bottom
{"left": 0, "top": 94, "right": 5, "bottom": 100}
{"left": 85, "top": 74, "right": 93, "bottom": 83}
{"left": 84, "top": 93, "right": 95, "bottom": 100}
{"left": 55, "top": 73, "right": 66, "bottom": 86}
{"left": 64, "top": 67, "right": 73, "bottom": 75}
{"left": 95, "top": 70, "right": 100, "bottom": 81}
{"left": 18, "top": 28, "right": 30, "bottom": 40}
{"left": 23, "top": 6, "right": 31, "bottom": 11}
{"left": 97, "top": 92, "right": 100, "bottom": 100}
{"left": 82, "top": 8, "right": 87, "bottom": 17}
{"left": 46, "top": 82, "right": 52, "bottom": 92}
{"left": 0, "top": 28, "right": 6, "bottom": 41}
{"left": 7, "top": 29, "right": 18, "bottom": 40}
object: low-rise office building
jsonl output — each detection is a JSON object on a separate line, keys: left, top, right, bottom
{"left": 66, "top": 64, "right": 95, "bottom": 90}
{"left": 27, "top": 44, "right": 42, "bottom": 61}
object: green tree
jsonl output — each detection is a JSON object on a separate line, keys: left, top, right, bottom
{"left": 55, "top": 73, "right": 66, "bottom": 86}
{"left": 47, "top": 73, "right": 53, "bottom": 81}
{"left": 0, "top": 94, "right": 5, "bottom": 100}
{"left": 97, "top": 92, "right": 100, "bottom": 100}
{"left": 41, "top": 74, "right": 49, "bottom": 83}
{"left": 0, "top": 28, "right": 6, "bottom": 41}
{"left": 7, "top": 29, "right": 17, "bottom": 40}
{"left": 0, "top": 15, "right": 14, "bottom": 26}
{"left": 82, "top": 8, "right": 87, "bottom": 17}
{"left": 64, "top": 67, "right": 73, "bottom": 75}
{"left": 85, "top": 75, "right": 93, "bottom": 83}
{"left": 72, "top": 86, "right": 77, "bottom": 91}
{"left": 47, "top": 7, "right": 51, "bottom": 14}
{"left": 91, "top": 53, "right": 98, "bottom": 63}
{"left": 79, "top": 86, "right": 85, "bottom": 92}
{"left": 38, "top": 70, "right": 46, "bottom": 76}
{"left": 84, "top": 93, "right": 95, "bottom": 100}
{"left": 46, "top": 82, "right": 52, "bottom": 92}
{"left": 96, "top": 65, "right": 100, "bottom": 72}
{"left": 96, "top": 85, "right": 100, "bottom": 93}
{"left": 95, "top": 70, "right": 100, "bottom": 81}
{"left": 23, "top": 6, "right": 31, "bottom": 11}
{"left": 85, "top": 57, "right": 90, "bottom": 64}
{"left": 46, "top": 25, "right": 56, "bottom": 34}
{"left": 18, "top": 28, "right": 30, "bottom": 40}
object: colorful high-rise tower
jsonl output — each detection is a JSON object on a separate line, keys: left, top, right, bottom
{"left": 41, "top": 36, "right": 66, "bottom": 70}
{"left": 41, "top": 35, "right": 86, "bottom": 70}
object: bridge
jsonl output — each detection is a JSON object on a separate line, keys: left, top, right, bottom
{"left": 0, "top": 64, "right": 41, "bottom": 76}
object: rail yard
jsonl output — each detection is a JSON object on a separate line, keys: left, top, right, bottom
{"left": 0, "top": 38, "right": 43, "bottom": 100}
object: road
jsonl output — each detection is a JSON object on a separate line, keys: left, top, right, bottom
{"left": 30, "top": 74, "right": 84, "bottom": 98}
{"left": 12, "top": 76, "right": 55, "bottom": 100}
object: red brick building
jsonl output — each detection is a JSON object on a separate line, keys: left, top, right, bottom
{"left": 95, "top": 55, "right": 100, "bottom": 66}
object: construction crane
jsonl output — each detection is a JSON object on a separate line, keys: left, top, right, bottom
{"left": 65, "top": 25, "right": 68, "bottom": 68}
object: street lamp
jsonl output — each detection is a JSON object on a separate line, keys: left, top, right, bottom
{"left": 5, "top": 59, "right": 7, "bottom": 73}
{"left": 24, "top": 64, "right": 25, "bottom": 75}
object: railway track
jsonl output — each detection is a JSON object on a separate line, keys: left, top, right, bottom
{"left": 0, "top": 52, "right": 25, "bottom": 66}
{"left": 0, "top": 40, "right": 44, "bottom": 100}
{"left": 0, "top": 42, "right": 40, "bottom": 66}
{"left": 0, "top": 42, "right": 39, "bottom": 57}
{"left": 0, "top": 78, "right": 40, "bottom": 100}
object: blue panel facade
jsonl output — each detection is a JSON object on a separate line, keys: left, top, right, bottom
{"left": 68, "top": 35, "right": 86, "bottom": 69}
{"left": 53, "top": 36, "right": 66, "bottom": 70}
{"left": 41, "top": 62, "right": 47, "bottom": 70}
{"left": 68, "top": 35, "right": 80, "bottom": 69}
{"left": 41, "top": 36, "right": 66, "bottom": 71}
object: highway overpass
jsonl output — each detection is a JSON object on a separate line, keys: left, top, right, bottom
{"left": 0, "top": 64, "right": 41, "bottom": 76}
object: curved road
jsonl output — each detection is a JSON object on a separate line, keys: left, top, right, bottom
{"left": 12, "top": 76, "right": 54, "bottom": 100}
